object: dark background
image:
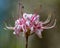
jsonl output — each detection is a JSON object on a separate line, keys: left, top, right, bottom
{"left": 0, "top": 0, "right": 60, "bottom": 48}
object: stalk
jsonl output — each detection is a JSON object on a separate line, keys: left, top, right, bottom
{"left": 26, "top": 35, "right": 28, "bottom": 48}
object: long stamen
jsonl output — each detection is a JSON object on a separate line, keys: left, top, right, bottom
{"left": 4, "top": 22, "right": 14, "bottom": 30}
{"left": 6, "top": 26, "right": 14, "bottom": 30}
{"left": 17, "top": 2, "right": 24, "bottom": 18}
{"left": 42, "top": 19, "right": 56, "bottom": 29}
{"left": 42, "top": 13, "right": 51, "bottom": 24}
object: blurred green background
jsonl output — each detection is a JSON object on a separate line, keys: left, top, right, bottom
{"left": 0, "top": 0, "right": 60, "bottom": 48}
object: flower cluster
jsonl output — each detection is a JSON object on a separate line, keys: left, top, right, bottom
{"left": 5, "top": 13, "right": 56, "bottom": 38}
{"left": 13, "top": 13, "right": 43, "bottom": 37}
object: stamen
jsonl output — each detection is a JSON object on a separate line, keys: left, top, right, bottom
{"left": 6, "top": 26, "right": 14, "bottom": 30}
{"left": 42, "top": 19, "right": 56, "bottom": 29}
{"left": 42, "top": 13, "right": 51, "bottom": 24}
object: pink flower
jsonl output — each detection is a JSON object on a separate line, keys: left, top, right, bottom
{"left": 5, "top": 13, "right": 56, "bottom": 38}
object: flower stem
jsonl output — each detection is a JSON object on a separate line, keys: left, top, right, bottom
{"left": 26, "top": 36, "right": 28, "bottom": 48}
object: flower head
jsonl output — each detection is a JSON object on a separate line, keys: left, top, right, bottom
{"left": 5, "top": 13, "right": 56, "bottom": 38}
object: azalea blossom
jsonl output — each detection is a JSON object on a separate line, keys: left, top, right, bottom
{"left": 5, "top": 13, "right": 56, "bottom": 38}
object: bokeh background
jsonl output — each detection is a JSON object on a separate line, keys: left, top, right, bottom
{"left": 0, "top": 0, "right": 60, "bottom": 48}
